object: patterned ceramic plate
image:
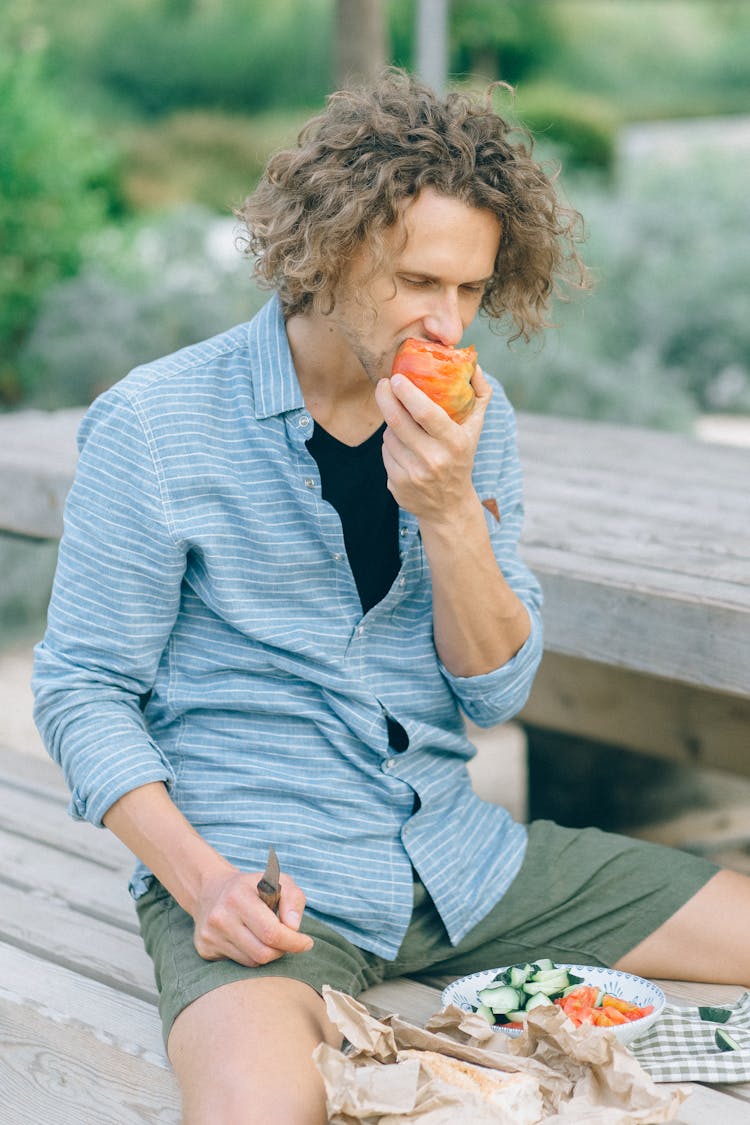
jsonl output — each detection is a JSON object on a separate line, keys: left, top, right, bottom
{"left": 442, "top": 963, "right": 665, "bottom": 1046}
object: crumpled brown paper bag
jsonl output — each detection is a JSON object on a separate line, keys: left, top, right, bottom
{"left": 313, "top": 987, "right": 688, "bottom": 1124}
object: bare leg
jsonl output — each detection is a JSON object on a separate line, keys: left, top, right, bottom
{"left": 167, "top": 976, "right": 342, "bottom": 1125}
{"left": 614, "top": 869, "right": 750, "bottom": 985}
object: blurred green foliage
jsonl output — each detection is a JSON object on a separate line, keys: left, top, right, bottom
{"left": 2, "top": 0, "right": 750, "bottom": 419}
{"left": 0, "top": 48, "right": 123, "bottom": 404}
{"left": 67, "top": 0, "right": 333, "bottom": 116}
{"left": 472, "top": 143, "right": 750, "bottom": 426}
{"left": 118, "top": 107, "right": 315, "bottom": 212}
{"left": 17, "top": 139, "right": 750, "bottom": 429}
{"left": 18, "top": 207, "right": 266, "bottom": 408}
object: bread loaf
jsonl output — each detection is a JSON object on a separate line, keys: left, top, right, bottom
{"left": 397, "top": 1049, "right": 543, "bottom": 1123}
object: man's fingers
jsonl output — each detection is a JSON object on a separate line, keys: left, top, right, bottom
{"left": 381, "top": 374, "right": 456, "bottom": 436}
{"left": 277, "top": 875, "right": 308, "bottom": 931}
{"left": 194, "top": 869, "right": 313, "bottom": 965}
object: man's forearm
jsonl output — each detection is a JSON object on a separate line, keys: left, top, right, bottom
{"left": 420, "top": 495, "right": 531, "bottom": 678}
{"left": 103, "top": 781, "right": 234, "bottom": 917}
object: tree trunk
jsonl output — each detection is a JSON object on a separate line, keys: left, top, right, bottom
{"left": 415, "top": 0, "right": 449, "bottom": 94}
{"left": 334, "top": 0, "right": 388, "bottom": 88}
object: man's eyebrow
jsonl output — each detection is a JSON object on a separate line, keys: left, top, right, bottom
{"left": 398, "top": 269, "right": 494, "bottom": 285}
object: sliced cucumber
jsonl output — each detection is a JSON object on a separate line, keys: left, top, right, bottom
{"left": 523, "top": 973, "right": 570, "bottom": 996}
{"left": 715, "top": 1028, "right": 741, "bottom": 1052}
{"left": 700, "top": 1006, "right": 732, "bottom": 1024}
{"left": 474, "top": 961, "right": 598, "bottom": 1027}
{"left": 525, "top": 991, "right": 554, "bottom": 1011}
{"left": 508, "top": 964, "right": 534, "bottom": 988}
{"left": 476, "top": 984, "right": 522, "bottom": 1014}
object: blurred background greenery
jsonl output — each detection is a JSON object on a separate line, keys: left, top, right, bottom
{"left": 2, "top": 0, "right": 749, "bottom": 428}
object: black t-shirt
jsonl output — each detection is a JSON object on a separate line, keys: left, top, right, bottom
{"left": 306, "top": 420, "right": 409, "bottom": 753}
{"left": 306, "top": 421, "right": 400, "bottom": 614}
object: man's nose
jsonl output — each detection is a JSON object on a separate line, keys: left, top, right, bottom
{"left": 421, "top": 291, "right": 464, "bottom": 347}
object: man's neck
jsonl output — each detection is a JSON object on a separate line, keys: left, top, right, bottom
{"left": 286, "top": 312, "right": 383, "bottom": 447}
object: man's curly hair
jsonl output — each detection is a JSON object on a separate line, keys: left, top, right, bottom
{"left": 236, "top": 69, "right": 587, "bottom": 341}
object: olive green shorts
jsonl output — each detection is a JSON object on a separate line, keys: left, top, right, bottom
{"left": 136, "top": 819, "right": 718, "bottom": 1046}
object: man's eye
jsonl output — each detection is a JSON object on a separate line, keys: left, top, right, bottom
{"left": 400, "top": 276, "right": 431, "bottom": 288}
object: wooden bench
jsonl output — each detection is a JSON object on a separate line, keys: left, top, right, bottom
{"left": 2, "top": 742, "right": 750, "bottom": 1123}
{"left": 2, "top": 406, "right": 749, "bottom": 772}
{"left": 1, "top": 407, "right": 750, "bottom": 1121}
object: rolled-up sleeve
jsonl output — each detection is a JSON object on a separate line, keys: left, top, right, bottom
{"left": 32, "top": 389, "right": 186, "bottom": 826}
{"left": 441, "top": 387, "right": 544, "bottom": 727}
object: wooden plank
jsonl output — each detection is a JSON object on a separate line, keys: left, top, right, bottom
{"left": 530, "top": 569, "right": 749, "bottom": 695}
{"left": 360, "top": 978, "right": 445, "bottom": 1027}
{"left": 0, "top": 1003, "right": 180, "bottom": 1125}
{"left": 516, "top": 413, "right": 750, "bottom": 693}
{"left": 0, "top": 945, "right": 178, "bottom": 1122}
{"left": 0, "top": 742, "right": 69, "bottom": 800}
{"left": 0, "top": 826, "right": 138, "bottom": 931}
{"left": 655, "top": 980, "right": 745, "bottom": 1008}
{"left": 0, "top": 779, "right": 133, "bottom": 872}
{"left": 0, "top": 881, "right": 157, "bottom": 1002}
{"left": 673, "top": 1084, "right": 750, "bottom": 1123}
{"left": 4, "top": 407, "right": 749, "bottom": 693}
{"left": 0, "top": 943, "right": 166, "bottom": 1064}
{"left": 521, "top": 653, "right": 750, "bottom": 774}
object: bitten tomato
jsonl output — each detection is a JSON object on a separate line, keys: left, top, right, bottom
{"left": 390, "top": 338, "right": 477, "bottom": 422}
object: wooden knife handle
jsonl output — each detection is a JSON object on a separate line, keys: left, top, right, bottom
{"left": 256, "top": 877, "right": 281, "bottom": 915}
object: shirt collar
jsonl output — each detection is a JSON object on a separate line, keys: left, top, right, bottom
{"left": 247, "top": 293, "right": 306, "bottom": 419}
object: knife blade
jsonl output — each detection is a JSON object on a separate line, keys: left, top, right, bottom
{"left": 256, "top": 844, "right": 281, "bottom": 914}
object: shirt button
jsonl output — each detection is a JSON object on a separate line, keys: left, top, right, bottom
{"left": 382, "top": 758, "right": 396, "bottom": 772}
{"left": 357, "top": 625, "right": 365, "bottom": 637}
{"left": 332, "top": 552, "right": 343, "bottom": 562}
{"left": 400, "top": 527, "right": 409, "bottom": 538}
{"left": 299, "top": 415, "right": 311, "bottom": 428}
{"left": 398, "top": 576, "right": 406, "bottom": 588}
{"left": 304, "top": 477, "right": 315, "bottom": 488}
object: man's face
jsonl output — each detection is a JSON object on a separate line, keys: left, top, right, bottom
{"left": 329, "top": 188, "right": 502, "bottom": 384}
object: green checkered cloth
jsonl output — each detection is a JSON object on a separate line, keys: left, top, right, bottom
{"left": 631, "top": 992, "right": 750, "bottom": 1082}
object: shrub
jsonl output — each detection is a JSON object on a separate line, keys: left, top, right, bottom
{"left": 18, "top": 207, "right": 266, "bottom": 408}
{"left": 74, "top": 0, "right": 333, "bottom": 117}
{"left": 0, "top": 48, "right": 121, "bottom": 404}
{"left": 513, "top": 83, "right": 618, "bottom": 173}
{"left": 474, "top": 140, "right": 750, "bottom": 426}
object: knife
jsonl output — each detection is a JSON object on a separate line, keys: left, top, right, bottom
{"left": 256, "top": 844, "right": 281, "bottom": 914}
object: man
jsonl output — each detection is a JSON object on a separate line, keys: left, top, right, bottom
{"left": 33, "top": 71, "right": 750, "bottom": 1124}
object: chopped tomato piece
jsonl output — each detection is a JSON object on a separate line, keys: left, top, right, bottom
{"left": 558, "top": 985, "right": 600, "bottom": 1014}
{"left": 554, "top": 986, "right": 653, "bottom": 1028}
{"left": 597, "top": 1005, "right": 629, "bottom": 1025}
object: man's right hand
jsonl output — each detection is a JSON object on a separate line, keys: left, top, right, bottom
{"left": 103, "top": 781, "right": 314, "bottom": 966}
{"left": 192, "top": 867, "right": 314, "bottom": 966}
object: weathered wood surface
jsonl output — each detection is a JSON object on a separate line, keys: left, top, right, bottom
{"left": 2, "top": 745, "right": 750, "bottom": 1124}
{"left": 521, "top": 653, "right": 750, "bottom": 775}
{"left": 515, "top": 413, "right": 750, "bottom": 696}
{"left": 2, "top": 408, "right": 748, "bottom": 697}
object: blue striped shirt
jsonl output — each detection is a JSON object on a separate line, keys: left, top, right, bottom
{"left": 32, "top": 294, "right": 544, "bottom": 957}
